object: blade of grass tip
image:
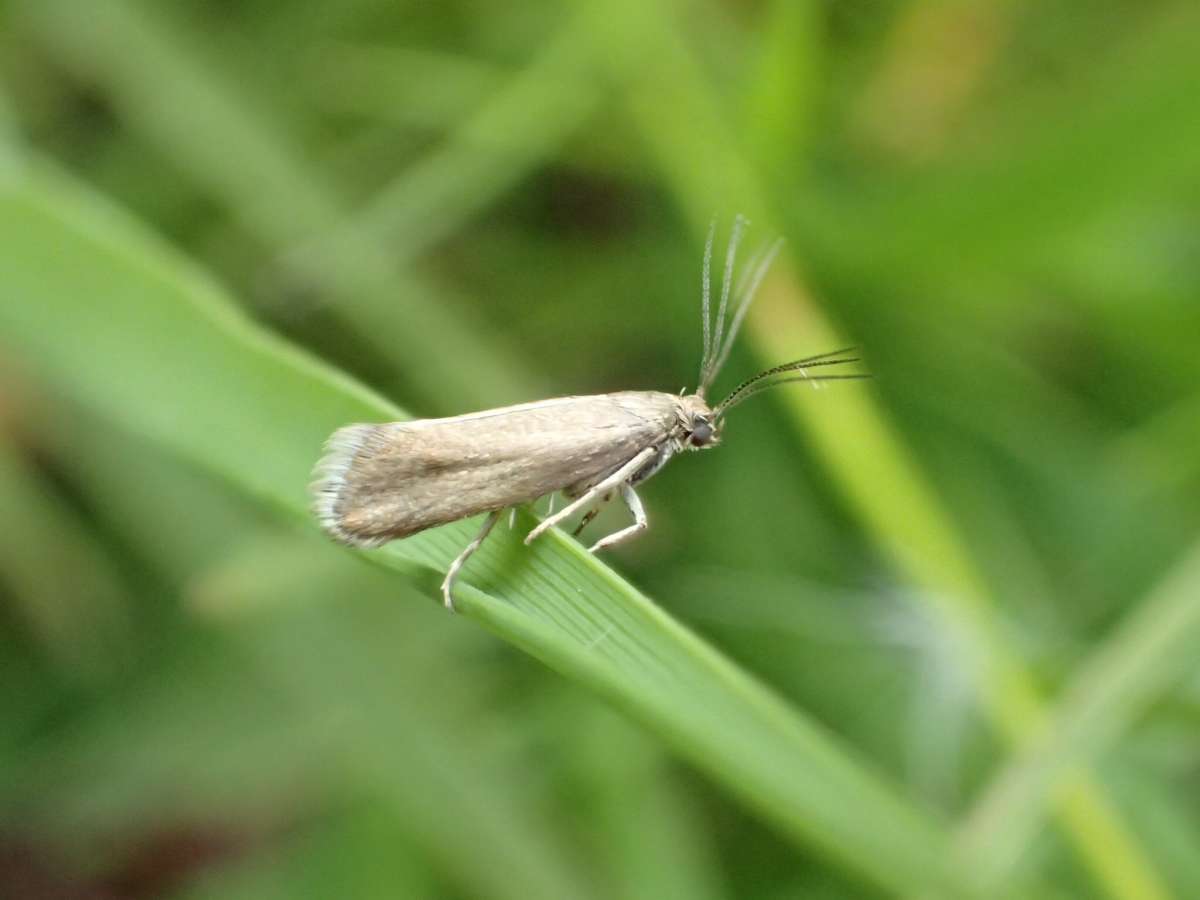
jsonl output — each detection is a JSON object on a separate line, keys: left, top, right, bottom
{"left": 289, "top": 12, "right": 603, "bottom": 273}
{"left": 958, "top": 542, "right": 1200, "bottom": 889}
{"left": 17, "top": 0, "right": 537, "bottom": 410}
{"left": 576, "top": 3, "right": 1172, "bottom": 898}
{"left": 0, "top": 156, "right": 987, "bottom": 897}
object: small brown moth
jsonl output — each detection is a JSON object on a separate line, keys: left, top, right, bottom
{"left": 312, "top": 217, "right": 865, "bottom": 610}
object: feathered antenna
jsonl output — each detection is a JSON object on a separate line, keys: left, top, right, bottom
{"left": 708, "top": 214, "right": 747, "bottom": 382}
{"left": 705, "top": 237, "right": 783, "bottom": 391}
{"left": 714, "top": 348, "right": 869, "bottom": 419}
{"left": 697, "top": 215, "right": 779, "bottom": 397}
{"left": 697, "top": 218, "right": 868, "bottom": 406}
{"left": 699, "top": 219, "right": 715, "bottom": 387}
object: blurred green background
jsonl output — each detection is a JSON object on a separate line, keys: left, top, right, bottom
{"left": 2, "top": 1, "right": 1199, "bottom": 898}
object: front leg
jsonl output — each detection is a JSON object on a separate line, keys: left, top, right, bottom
{"left": 524, "top": 446, "right": 657, "bottom": 545}
{"left": 588, "top": 483, "right": 646, "bottom": 552}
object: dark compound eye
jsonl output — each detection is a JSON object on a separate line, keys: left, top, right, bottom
{"left": 691, "top": 419, "right": 713, "bottom": 445}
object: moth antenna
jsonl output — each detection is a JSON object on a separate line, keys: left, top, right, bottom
{"left": 736, "top": 349, "right": 859, "bottom": 384}
{"left": 733, "top": 240, "right": 771, "bottom": 302}
{"left": 717, "top": 373, "right": 871, "bottom": 415}
{"left": 708, "top": 215, "right": 747, "bottom": 379}
{"left": 703, "top": 237, "right": 783, "bottom": 393}
{"left": 698, "top": 239, "right": 766, "bottom": 396}
{"left": 699, "top": 219, "right": 716, "bottom": 390}
{"left": 715, "top": 349, "right": 864, "bottom": 416}
{"left": 715, "top": 347, "right": 856, "bottom": 409}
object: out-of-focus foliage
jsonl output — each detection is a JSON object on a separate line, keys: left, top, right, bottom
{"left": 1, "top": 2, "right": 1198, "bottom": 899}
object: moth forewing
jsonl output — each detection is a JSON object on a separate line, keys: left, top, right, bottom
{"left": 313, "top": 392, "right": 681, "bottom": 551}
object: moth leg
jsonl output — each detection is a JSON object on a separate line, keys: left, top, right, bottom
{"left": 525, "top": 446, "right": 657, "bottom": 545}
{"left": 571, "top": 492, "right": 611, "bottom": 537}
{"left": 589, "top": 483, "right": 646, "bottom": 553}
{"left": 441, "top": 509, "right": 502, "bottom": 613}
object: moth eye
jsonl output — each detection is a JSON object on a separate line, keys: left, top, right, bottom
{"left": 691, "top": 420, "right": 713, "bottom": 444}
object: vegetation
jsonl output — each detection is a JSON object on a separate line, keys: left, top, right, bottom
{"left": 1, "top": 2, "right": 1198, "bottom": 898}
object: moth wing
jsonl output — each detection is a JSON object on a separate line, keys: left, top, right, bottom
{"left": 313, "top": 393, "right": 676, "bottom": 546}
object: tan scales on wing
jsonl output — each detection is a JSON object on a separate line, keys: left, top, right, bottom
{"left": 325, "top": 392, "right": 679, "bottom": 545}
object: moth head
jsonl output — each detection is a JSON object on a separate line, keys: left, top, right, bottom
{"left": 678, "top": 394, "right": 721, "bottom": 450}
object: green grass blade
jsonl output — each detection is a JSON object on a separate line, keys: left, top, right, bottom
{"left": 959, "top": 543, "right": 1200, "bottom": 886}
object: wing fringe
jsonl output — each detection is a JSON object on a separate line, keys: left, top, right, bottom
{"left": 310, "top": 423, "right": 392, "bottom": 547}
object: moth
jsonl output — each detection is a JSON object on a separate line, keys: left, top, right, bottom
{"left": 312, "top": 217, "right": 865, "bottom": 610}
